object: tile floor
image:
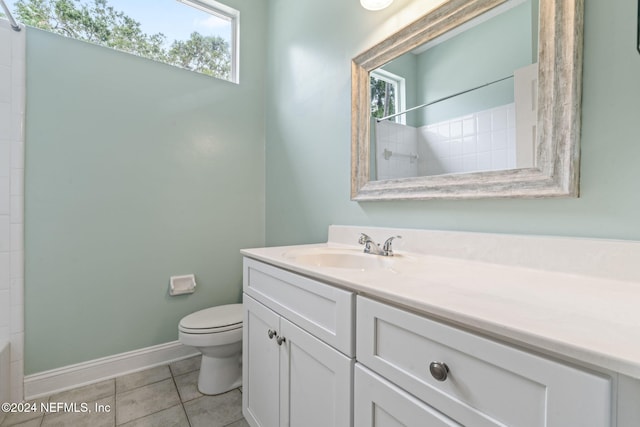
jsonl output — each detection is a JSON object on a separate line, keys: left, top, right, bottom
{"left": 1, "top": 356, "right": 248, "bottom": 427}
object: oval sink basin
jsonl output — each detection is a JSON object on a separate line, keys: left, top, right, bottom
{"left": 283, "top": 247, "right": 396, "bottom": 271}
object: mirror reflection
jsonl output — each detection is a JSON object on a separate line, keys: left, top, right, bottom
{"left": 370, "top": 0, "right": 539, "bottom": 181}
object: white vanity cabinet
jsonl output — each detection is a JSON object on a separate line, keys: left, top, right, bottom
{"left": 241, "top": 226, "right": 640, "bottom": 427}
{"left": 355, "top": 296, "right": 613, "bottom": 427}
{"left": 242, "top": 258, "right": 355, "bottom": 427}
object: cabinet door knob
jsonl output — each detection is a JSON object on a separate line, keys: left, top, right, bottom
{"left": 429, "top": 361, "right": 450, "bottom": 382}
{"left": 267, "top": 329, "right": 277, "bottom": 339}
{"left": 276, "top": 336, "right": 286, "bottom": 346}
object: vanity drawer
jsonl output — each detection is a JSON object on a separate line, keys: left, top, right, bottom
{"left": 355, "top": 363, "right": 461, "bottom": 427}
{"left": 243, "top": 258, "right": 354, "bottom": 356}
{"left": 357, "top": 296, "right": 612, "bottom": 427}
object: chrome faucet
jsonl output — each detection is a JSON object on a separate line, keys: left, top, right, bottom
{"left": 358, "top": 233, "right": 385, "bottom": 255}
{"left": 358, "top": 233, "right": 402, "bottom": 256}
{"left": 382, "top": 235, "right": 402, "bottom": 256}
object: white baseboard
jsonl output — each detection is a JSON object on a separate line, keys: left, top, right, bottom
{"left": 24, "top": 341, "right": 198, "bottom": 400}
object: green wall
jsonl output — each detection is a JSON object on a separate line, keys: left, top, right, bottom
{"left": 378, "top": 1, "right": 537, "bottom": 126}
{"left": 265, "top": 0, "right": 640, "bottom": 246}
{"left": 23, "top": 0, "right": 640, "bottom": 375}
{"left": 415, "top": 0, "right": 535, "bottom": 125}
{"left": 378, "top": 0, "right": 537, "bottom": 127}
{"left": 378, "top": 53, "right": 419, "bottom": 126}
{"left": 24, "top": 0, "right": 267, "bottom": 374}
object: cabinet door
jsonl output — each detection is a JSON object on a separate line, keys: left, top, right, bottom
{"left": 280, "top": 318, "right": 353, "bottom": 427}
{"left": 243, "top": 296, "right": 281, "bottom": 427}
{"left": 354, "top": 364, "right": 462, "bottom": 427}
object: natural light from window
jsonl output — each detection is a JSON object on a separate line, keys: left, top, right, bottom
{"left": 3, "top": 0, "right": 239, "bottom": 82}
{"left": 371, "top": 69, "right": 406, "bottom": 124}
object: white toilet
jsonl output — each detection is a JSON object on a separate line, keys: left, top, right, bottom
{"left": 178, "top": 303, "right": 243, "bottom": 395}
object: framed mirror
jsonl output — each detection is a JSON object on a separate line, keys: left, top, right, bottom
{"left": 351, "top": 0, "right": 584, "bottom": 200}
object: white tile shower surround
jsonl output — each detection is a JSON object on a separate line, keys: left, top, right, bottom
{"left": 0, "top": 355, "right": 249, "bottom": 427}
{"left": 375, "top": 103, "right": 516, "bottom": 179}
{"left": 374, "top": 121, "right": 418, "bottom": 180}
{"left": 0, "top": 18, "right": 26, "bottom": 405}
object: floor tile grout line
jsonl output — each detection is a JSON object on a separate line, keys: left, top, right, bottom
{"left": 118, "top": 363, "right": 193, "bottom": 426}
{"left": 169, "top": 366, "right": 193, "bottom": 427}
{"left": 39, "top": 393, "right": 117, "bottom": 426}
{"left": 112, "top": 380, "right": 117, "bottom": 427}
{"left": 40, "top": 382, "right": 116, "bottom": 424}
{"left": 222, "top": 413, "right": 246, "bottom": 427}
{"left": 114, "top": 368, "right": 182, "bottom": 426}
{"left": 115, "top": 365, "right": 176, "bottom": 396}
{"left": 4, "top": 357, "right": 212, "bottom": 427}
{"left": 115, "top": 403, "right": 184, "bottom": 427}
{"left": 116, "top": 377, "right": 170, "bottom": 396}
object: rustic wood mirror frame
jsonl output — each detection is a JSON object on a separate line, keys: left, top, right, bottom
{"left": 351, "top": 0, "right": 584, "bottom": 201}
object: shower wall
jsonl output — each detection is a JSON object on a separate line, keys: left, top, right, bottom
{"left": 418, "top": 103, "right": 517, "bottom": 175}
{"left": 0, "top": 18, "right": 25, "bottom": 402}
{"left": 374, "top": 121, "right": 419, "bottom": 181}
{"left": 375, "top": 103, "right": 516, "bottom": 179}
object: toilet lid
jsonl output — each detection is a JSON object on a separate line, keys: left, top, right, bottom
{"left": 180, "top": 303, "right": 243, "bottom": 332}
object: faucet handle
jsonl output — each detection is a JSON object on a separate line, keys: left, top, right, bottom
{"left": 359, "top": 233, "right": 382, "bottom": 254}
{"left": 358, "top": 233, "right": 373, "bottom": 245}
{"left": 382, "top": 235, "right": 402, "bottom": 255}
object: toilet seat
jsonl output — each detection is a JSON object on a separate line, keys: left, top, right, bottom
{"left": 179, "top": 303, "right": 243, "bottom": 335}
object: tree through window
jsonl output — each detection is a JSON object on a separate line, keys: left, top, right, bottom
{"left": 370, "top": 69, "right": 405, "bottom": 124}
{"left": 8, "top": 0, "right": 240, "bottom": 82}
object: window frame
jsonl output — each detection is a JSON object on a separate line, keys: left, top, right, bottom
{"left": 177, "top": 0, "right": 240, "bottom": 83}
{"left": 370, "top": 69, "right": 406, "bottom": 124}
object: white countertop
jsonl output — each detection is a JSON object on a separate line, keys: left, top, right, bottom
{"left": 241, "top": 226, "right": 640, "bottom": 380}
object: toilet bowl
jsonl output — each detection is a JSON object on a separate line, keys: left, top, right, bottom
{"left": 178, "top": 303, "right": 243, "bottom": 395}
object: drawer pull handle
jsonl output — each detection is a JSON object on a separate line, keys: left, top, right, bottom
{"left": 276, "top": 336, "right": 286, "bottom": 346}
{"left": 267, "top": 329, "right": 277, "bottom": 339}
{"left": 429, "top": 361, "right": 450, "bottom": 382}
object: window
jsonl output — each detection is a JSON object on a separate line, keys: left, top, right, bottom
{"left": 176, "top": 0, "right": 239, "bottom": 82}
{"left": 370, "top": 69, "right": 406, "bottom": 124}
{"left": 6, "top": 0, "right": 240, "bottom": 82}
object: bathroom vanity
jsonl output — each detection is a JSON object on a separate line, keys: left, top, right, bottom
{"left": 241, "top": 226, "right": 640, "bottom": 427}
